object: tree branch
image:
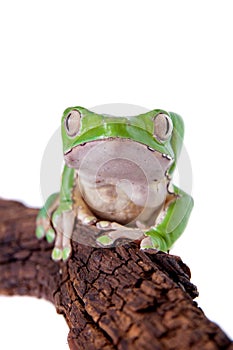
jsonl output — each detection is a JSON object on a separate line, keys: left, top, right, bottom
{"left": 0, "top": 199, "right": 232, "bottom": 350}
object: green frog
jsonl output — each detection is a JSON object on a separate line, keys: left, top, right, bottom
{"left": 36, "top": 106, "right": 193, "bottom": 261}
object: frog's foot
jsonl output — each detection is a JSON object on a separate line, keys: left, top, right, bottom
{"left": 36, "top": 215, "right": 70, "bottom": 261}
{"left": 51, "top": 232, "right": 72, "bottom": 261}
{"left": 36, "top": 216, "right": 56, "bottom": 244}
{"left": 36, "top": 194, "right": 59, "bottom": 244}
{"left": 96, "top": 221, "right": 144, "bottom": 247}
{"left": 140, "top": 236, "right": 159, "bottom": 250}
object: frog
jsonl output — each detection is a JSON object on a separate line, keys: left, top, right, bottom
{"left": 36, "top": 106, "right": 193, "bottom": 261}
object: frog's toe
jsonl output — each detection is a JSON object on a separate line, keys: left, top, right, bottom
{"left": 96, "top": 221, "right": 112, "bottom": 229}
{"left": 52, "top": 247, "right": 63, "bottom": 261}
{"left": 62, "top": 246, "right": 72, "bottom": 261}
{"left": 140, "top": 236, "right": 159, "bottom": 250}
{"left": 82, "top": 215, "right": 97, "bottom": 225}
{"left": 96, "top": 234, "right": 114, "bottom": 246}
{"left": 36, "top": 225, "right": 45, "bottom": 239}
{"left": 45, "top": 228, "right": 56, "bottom": 243}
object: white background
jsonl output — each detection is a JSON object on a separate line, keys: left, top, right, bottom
{"left": 0, "top": 0, "right": 233, "bottom": 348}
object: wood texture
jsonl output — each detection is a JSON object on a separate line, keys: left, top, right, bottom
{"left": 0, "top": 199, "right": 232, "bottom": 350}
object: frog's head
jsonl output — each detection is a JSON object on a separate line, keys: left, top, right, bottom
{"left": 61, "top": 106, "right": 184, "bottom": 176}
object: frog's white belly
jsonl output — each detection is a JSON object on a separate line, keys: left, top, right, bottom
{"left": 66, "top": 139, "right": 172, "bottom": 226}
{"left": 78, "top": 177, "right": 168, "bottom": 225}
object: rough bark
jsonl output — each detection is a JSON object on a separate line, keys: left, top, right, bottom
{"left": 0, "top": 199, "right": 232, "bottom": 350}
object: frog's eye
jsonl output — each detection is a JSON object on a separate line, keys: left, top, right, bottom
{"left": 65, "top": 110, "right": 81, "bottom": 137}
{"left": 153, "top": 113, "right": 173, "bottom": 142}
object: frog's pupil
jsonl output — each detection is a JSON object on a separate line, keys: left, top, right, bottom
{"left": 165, "top": 116, "right": 170, "bottom": 135}
{"left": 66, "top": 113, "right": 72, "bottom": 131}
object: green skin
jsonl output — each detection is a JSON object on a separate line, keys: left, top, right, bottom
{"left": 36, "top": 107, "right": 193, "bottom": 261}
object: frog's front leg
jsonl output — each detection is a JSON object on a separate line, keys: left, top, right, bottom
{"left": 49, "top": 201, "right": 74, "bottom": 260}
{"left": 37, "top": 165, "right": 97, "bottom": 261}
{"left": 52, "top": 166, "right": 97, "bottom": 261}
{"left": 52, "top": 190, "right": 97, "bottom": 261}
{"left": 140, "top": 185, "right": 194, "bottom": 251}
{"left": 36, "top": 194, "right": 76, "bottom": 261}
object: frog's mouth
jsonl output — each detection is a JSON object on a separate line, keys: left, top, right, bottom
{"left": 64, "top": 138, "right": 173, "bottom": 183}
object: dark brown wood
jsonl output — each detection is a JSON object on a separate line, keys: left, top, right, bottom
{"left": 0, "top": 199, "right": 232, "bottom": 350}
